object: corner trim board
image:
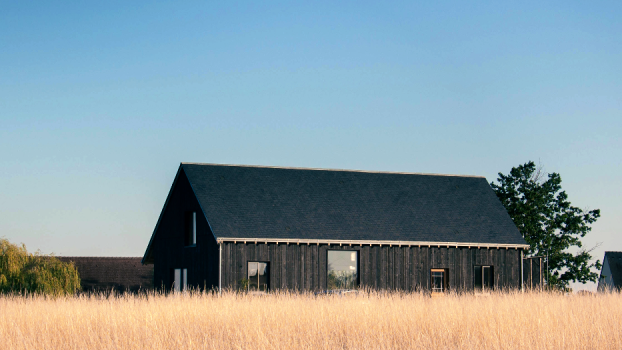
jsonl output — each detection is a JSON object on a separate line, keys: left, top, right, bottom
{"left": 219, "top": 242, "right": 222, "bottom": 294}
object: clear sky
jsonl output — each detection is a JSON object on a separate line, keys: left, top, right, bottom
{"left": 1, "top": 1, "right": 620, "bottom": 291}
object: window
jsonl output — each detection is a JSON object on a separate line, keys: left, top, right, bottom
{"left": 248, "top": 262, "right": 269, "bottom": 291}
{"left": 431, "top": 269, "right": 448, "bottom": 293}
{"left": 327, "top": 250, "right": 358, "bottom": 290}
{"left": 184, "top": 212, "right": 196, "bottom": 246}
{"left": 171, "top": 268, "right": 188, "bottom": 292}
{"left": 474, "top": 266, "right": 494, "bottom": 290}
{"left": 183, "top": 269, "right": 188, "bottom": 290}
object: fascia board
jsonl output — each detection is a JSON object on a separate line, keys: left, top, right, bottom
{"left": 215, "top": 237, "right": 529, "bottom": 249}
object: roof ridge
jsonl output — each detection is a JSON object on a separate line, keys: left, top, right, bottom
{"left": 180, "top": 162, "right": 485, "bottom": 178}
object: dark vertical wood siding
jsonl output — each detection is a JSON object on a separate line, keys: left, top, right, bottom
{"left": 152, "top": 169, "right": 220, "bottom": 291}
{"left": 220, "top": 242, "right": 523, "bottom": 291}
{"left": 523, "top": 256, "right": 543, "bottom": 289}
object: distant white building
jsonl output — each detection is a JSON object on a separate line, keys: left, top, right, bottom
{"left": 598, "top": 252, "right": 622, "bottom": 291}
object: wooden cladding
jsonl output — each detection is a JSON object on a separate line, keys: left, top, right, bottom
{"left": 219, "top": 242, "right": 522, "bottom": 291}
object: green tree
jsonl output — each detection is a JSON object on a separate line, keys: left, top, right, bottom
{"left": 0, "top": 238, "right": 81, "bottom": 295}
{"left": 491, "top": 161, "right": 601, "bottom": 289}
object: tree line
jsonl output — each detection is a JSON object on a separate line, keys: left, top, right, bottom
{"left": 0, "top": 238, "right": 80, "bottom": 295}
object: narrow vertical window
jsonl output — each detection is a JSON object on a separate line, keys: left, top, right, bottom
{"left": 185, "top": 212, "right": 196, "bottom": 246}
{"left": 192, "top": 212, "right": 196, "bottom": 245}
{"left": 174, "top": 268, "right": 181, "bottom": 292}
{"left": 183, "top": 268, "right": 188, "bottom": 291}
{"left": 431, "top": 269, "right": 448, "bottom": 293}
{"left": 248, "top": 262, "right": 269, "bottom": 291}
{"left": 327, "top": 250, "right": 358, "bottom": 290}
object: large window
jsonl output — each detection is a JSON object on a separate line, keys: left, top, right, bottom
{"left": 431, "top": 269, "right": 448, "bottom": 293}
{"left": 248, "top": 262, "right": 269, "bottom": 291}
{"left": 327, "top": 250, "right": 358, "bottom": 290}
{"left": 184, "top": 212, "right": 196, "bottom": 246}
{"left": 474, "top": 266, "right": 494, "bottom": 290}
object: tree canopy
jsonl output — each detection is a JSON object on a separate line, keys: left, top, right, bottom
{"left": 491, "top": 161, "right": 601, "bottom": 289}
{"left": 0, "top": 238, "right": 81, "bottom": 295}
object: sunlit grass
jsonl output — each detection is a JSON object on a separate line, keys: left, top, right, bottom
{"left": 1, "top": 290, "right": 620, "bottom": 349}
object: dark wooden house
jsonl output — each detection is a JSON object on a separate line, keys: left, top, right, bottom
{"left": 58, "top": 257, "right": 153, "bottom": 293}
{"left": 142, "top": 163, "right": 529, "bottom": 292}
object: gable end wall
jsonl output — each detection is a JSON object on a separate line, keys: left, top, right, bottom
{"left": 152, "top": 168, "right": 219, "bottom": 291}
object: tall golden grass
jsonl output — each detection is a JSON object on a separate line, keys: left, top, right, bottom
{"left": 1, "top": 290, "right": 620, "bottom": 349}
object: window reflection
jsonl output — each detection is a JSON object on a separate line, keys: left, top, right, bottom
{"left": 248, "top": 262, "right": 258, "bottom": 290}
{"left": 327, "top": 251, "right": 358, "bottom": 290}
{"left": 248, "top": 262, "right": 269, "bottom": 291}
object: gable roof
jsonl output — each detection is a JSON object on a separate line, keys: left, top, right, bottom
{"left": 143, "top": 163, "right": 526, "bottom": 263}
{"left": 58, "top": 257, "right": 153, "bottom": 292}
{"left": 602, "top": 251, "right": 622, "bottom": 288}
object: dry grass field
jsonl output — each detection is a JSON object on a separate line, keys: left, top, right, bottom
{"left": 1, "top": 290, "right": 620, "bottom": 350}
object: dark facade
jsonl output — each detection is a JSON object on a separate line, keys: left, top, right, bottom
{"left": 522, "top": 256, "right": 544, "bottom": 290}
{"left": 219, "top": 242, "right": 522, "bottom": 291}
{"left": 143, "top": 163, "right": 529, "bottom": 292}
{"left": 145, "top": 168, "right": 220, "bottom": 291}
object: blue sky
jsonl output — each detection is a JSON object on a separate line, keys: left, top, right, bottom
{"left": 1, "top": 1, "right": 620, "bottom": 290}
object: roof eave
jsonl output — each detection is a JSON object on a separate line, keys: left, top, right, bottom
{"left": 214, "top": 237, "right": 529, "bottom": 249}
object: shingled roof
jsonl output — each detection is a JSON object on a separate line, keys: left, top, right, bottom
{"left": 143, "top": 163, "right": 526, "bottom": 262}
{"left": 58, "top": 257, "right": 153, "bottom": 292}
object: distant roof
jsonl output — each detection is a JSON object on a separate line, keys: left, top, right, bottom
{"left": 603, "top": 252, "right": 622, "bottom": 288}
{"left": 58, "top": 257, "right": 153, "bottom": 292}
{"left": 173, "top": 163, "right": 524, "bottom": 244}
